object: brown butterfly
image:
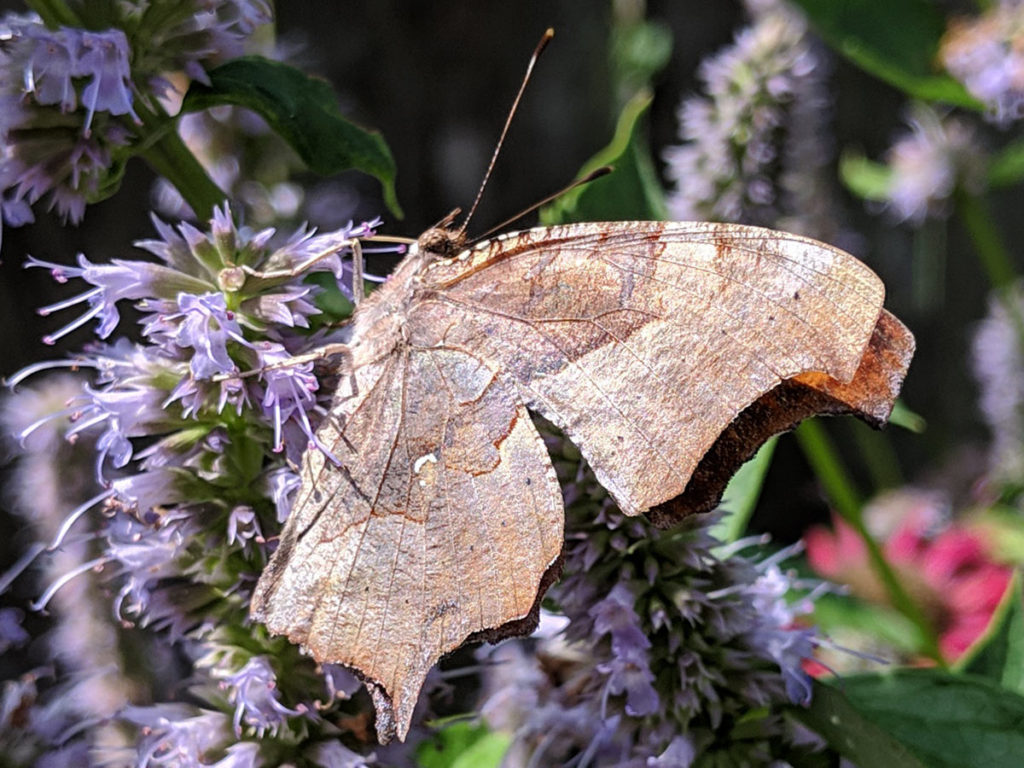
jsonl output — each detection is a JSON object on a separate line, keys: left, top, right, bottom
{"left": 250, "top": 217, "right": 914, "bottom": 742}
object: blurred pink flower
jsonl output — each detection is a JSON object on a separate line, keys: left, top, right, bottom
{"left": 805, "top": 504, "right": 1012, "bottom": 661}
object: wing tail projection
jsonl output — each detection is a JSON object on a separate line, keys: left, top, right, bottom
{"left": 648, "top": 309, "right": 915, "bottom": 527}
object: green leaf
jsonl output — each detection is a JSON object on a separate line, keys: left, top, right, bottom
{"left": 972, "top": 509, "right": 1024, "bottom": 564}
{"left": 711, "top": 437, "right": 777, "bottom": 545}
{"left": 183, "top": 56, "right": 402, "bottom": 217}
{"left": 811, "top": 593, "right": 925, "bottom": 654}
{"left": 958, "top": 572, "right": 1024, "bottom": 695}
{"left": 790, "top": 679, "right": 928, "bottom": 768}
{"left": 791, "top": 0, "right": 981, "bottom": 108}
{"left": 609, "top": 19, "right": 673, "bottom": 107}
{"left": 540, "top": 89, "right": 667, "bottom": 224}
{"left": 888, "top": 400, "right": 927, "bottom": 433}
{"left": 840, "top": 668, "right": 1024, "bottom": 767}
{"left": 306, "top": 271, "right": 356, "bottom": 323}
{"left": 839, "top": 152, "right": 893, "bottom": 202}
{"left": 224, "top": 423, "right": 266, "bottom": 485}
{"left": 416, "top": 722, "right": 510, "bottom": 768}
{"left": 88, "top": 150, "right": 130, "bottom": 205}
{"left": 989, "top": 139, "right": 1024, "bottom": 188}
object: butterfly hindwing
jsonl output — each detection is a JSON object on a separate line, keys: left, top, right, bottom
{"left": 251, "top": 344, "right": 563, "bottom": 741}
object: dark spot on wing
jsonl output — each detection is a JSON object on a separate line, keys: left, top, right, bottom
{"left": 427, "top": 600, "right": 458, "bottom": 624}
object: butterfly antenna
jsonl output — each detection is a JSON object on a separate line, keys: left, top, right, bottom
{"left": 469, "top": 165, "right": 614, "bottom": 245}
{"left": 457, "top": 27, "right": 555, "bottom": 237}
{"left": 430, "top": 208, "right": 462, "bottom": 231}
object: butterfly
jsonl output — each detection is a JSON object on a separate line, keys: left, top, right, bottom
{"left": 250, "top": 218, "right": 914, "bottom": 742}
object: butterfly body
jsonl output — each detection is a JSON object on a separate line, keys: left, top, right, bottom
{"left": 251, "top": 221, "right": 914, "bottom": 742}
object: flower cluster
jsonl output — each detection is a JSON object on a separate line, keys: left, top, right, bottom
{"left": 972, "top": 283, "right": 1024, "bottom": 483}
{"left": 881, "top": 105, "right": 986, "bottom": 223}
{"left": 3, "top": 206, "right": 407, "bottom": 765}
{"left": 477, "top": 441, "right": 821, "bottom": 766}
{"left": 1, "top": 671, "right": 93, "bottom": 768}
{"left": 941, "top": 1, "right": 1024, "bottom": 125}
{"left": 664, "top": 0, "right": 838, "bottom": 240}
{"left": 1, "top": 373, "right": 136, "bottom": 748}
{"left": 0, "top": 1, "right": 270, "bottom": 225}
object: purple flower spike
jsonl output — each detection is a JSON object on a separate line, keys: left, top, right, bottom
{"left": 8, "top": 201, "right": 406, "bottom": 762}
{"left": 74, "top": 29, "right": 139, "bottom": 134}
{"left": 149, "top": 292, "right": 249, "bottom": 379}
{"left": 590, "top": 583, "right": 660, "bottom": 716}
{"left": 0, "top": 18, "right": 145, "bottom": 224}
{"left": 122, "top": 704, "right": 231, "bottom": 767}
{"left": 941, "top": 4, "right": 1024, "bottom": 125}
{"left": 220, "top": 656, "right": 304, "bottom": 738}
{"left": 28, "top": 253, "right": 206, "bottom": 341}
{"left": 256, "top": 342, "right": 337, "bottom": 463}
{"left": 22, "top": 26, "right": 79, "bottom": 113}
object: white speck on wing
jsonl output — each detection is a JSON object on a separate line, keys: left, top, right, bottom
{"left": 413, "top": 453, "right": 438, "bottom": 474}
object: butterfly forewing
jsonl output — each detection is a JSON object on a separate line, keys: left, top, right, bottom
{"left": 416, "top": 221, "right": 887, "bottom": 516}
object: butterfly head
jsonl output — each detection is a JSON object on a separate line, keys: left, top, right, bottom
{"left": 417, "top": 226, "right": 467, "bottom": 262}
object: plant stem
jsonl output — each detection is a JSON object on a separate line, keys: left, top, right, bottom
{"left": 956, "top": 190, "right": 1016, "bottom": 289}
{"left": 956, "top": 190, "right": 1024, "bottom": 352}
{"left": 140, "top": 129, "right": 226, "bottom": 223}
{"left": 850, "top": 421, "right": 903, "bottom": 491}
{"left": 795, "top": 419, "right": 945, "bottom": 664}
{"left": 132, "top": 97, "right": 225, "bottom": 222}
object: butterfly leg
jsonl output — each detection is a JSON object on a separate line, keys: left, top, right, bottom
{"left": 212, "top": 343, "right": 354, "bottom": 383}
{"left": 240, "top": 240, "right": 360, "bottom": 281}
{"left": 351, "top": 238, "right": 363, "bottom": 307}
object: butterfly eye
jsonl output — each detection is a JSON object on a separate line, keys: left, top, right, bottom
{"left": 417, "top": 227, "right": 465, "bottom": 259}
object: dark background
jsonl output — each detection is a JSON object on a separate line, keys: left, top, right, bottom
{"left": 1, "top": 0, "right": 1018, "bottom": 538}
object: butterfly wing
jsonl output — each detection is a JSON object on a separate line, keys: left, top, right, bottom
{"left": 251, "top": 344, "right": 563, "bottom": 741}
{"left": 254, "top": 220, "right": 913, "bottom": 743}
{"left": 413, "top": 221, "right": 913, "bottom": 520}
